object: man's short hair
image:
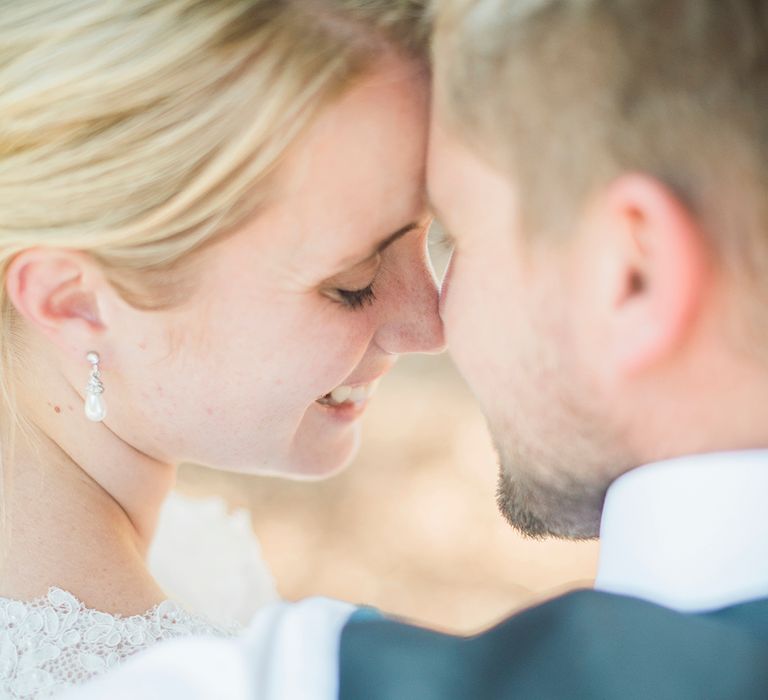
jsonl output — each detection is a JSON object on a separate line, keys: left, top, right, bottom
{"left": 433, "top": 0, "right": 768, "bottom": 285}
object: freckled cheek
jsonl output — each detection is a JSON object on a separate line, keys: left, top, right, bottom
{"left": 305, "top": 315, "right": 374, "bottom": 387}
{"left": 195, "top": 296, "right": 375, "bottom": 407}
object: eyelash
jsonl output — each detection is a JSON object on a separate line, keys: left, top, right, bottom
{"left": 335, "top": 282, "right": 377, "bottom": 310}
{"left": 430, "top": 228, "right": 456, "bottom": 253}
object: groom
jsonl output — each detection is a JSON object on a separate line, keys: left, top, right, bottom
{"left": 66, "top": 0, "right": 768, "bottom": 697}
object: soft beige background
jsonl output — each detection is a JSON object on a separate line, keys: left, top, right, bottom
{"left": 179, "top": 350, "right": 599, "bottom": 635}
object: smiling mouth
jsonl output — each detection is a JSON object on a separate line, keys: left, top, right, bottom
{"left": 317, "top": 379, "right": 381, "bottom": 407}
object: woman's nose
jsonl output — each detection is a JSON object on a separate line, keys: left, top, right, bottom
{"left": 373, "top": 252, "right": 446, "bottom": 356}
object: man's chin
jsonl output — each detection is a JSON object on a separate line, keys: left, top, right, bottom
{"left": 495, "top": 465, "right": 608, "bottom": 541}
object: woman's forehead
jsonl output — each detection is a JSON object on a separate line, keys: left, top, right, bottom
{"left": 262, "top": 60, "right": 430, "bottom": 267}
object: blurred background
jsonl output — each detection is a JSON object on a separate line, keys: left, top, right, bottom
{"left": 176, "top": 234, "right": 600, "bottom": 635}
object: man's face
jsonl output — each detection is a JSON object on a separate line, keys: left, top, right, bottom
{"left": 428, "top": 117, "right": 633, "bottom": 539}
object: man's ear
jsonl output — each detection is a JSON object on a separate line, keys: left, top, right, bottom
{"left": 5, "top": 248, "right": 109, "bottom": 357}
{"left": 588, "top": 174, "right": 712, "bottom": 376}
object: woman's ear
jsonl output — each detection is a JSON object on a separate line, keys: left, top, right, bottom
{"left": 5, "top": 248, "right": 109, "bottom": 357}
{"left": 587, "top": 174, "right": 712, "bottom": 377}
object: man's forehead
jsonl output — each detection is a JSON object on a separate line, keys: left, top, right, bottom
{"left": 427, "top": 121, "right": 485, "bottom": 197}
{"left": 427, "top": 127, "right": 520, "bottom": 239}
{"left": 425, "top": 130, "right": 455, "bottom": 216}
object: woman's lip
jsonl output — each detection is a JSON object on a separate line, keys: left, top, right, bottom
{"left": 318, "top": 378, "right": 380, "bottom": 406}
{"left": 314, "top": 397, "right": 370, "bottom": 422}
{"left": 317, "top": 365, "right": 394, "bottom": 403}
{"left": 314, "top": 368, "right": 392, "bottom": 419}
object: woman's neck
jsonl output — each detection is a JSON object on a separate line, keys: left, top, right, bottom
{"left": 0, "top": 414, "right": 177, "bottom": 616}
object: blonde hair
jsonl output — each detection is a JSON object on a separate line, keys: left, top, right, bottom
{"left": 432, "top": 0, "right": 768, "bottom": 275}
{"left": 0, "top": 0, "right": 428, "bottom": 537}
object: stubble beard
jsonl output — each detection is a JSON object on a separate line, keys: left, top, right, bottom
{"left": 495, "top": 456, "right": 611, "bottom": 540}
{"left": 490, "top": 339, "right": 635, "bottom": 540}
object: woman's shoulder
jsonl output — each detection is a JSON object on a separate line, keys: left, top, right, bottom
{"left": 0, "top": 586, "right": 231, "bottom": 698}
{"left": 0, "top": 491, "right": 276, "bottom": 697}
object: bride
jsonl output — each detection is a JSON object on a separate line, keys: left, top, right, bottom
{"left": 0, "top": 0, "right": 443, "bottom": 696}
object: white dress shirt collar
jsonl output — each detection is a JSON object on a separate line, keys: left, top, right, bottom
{"left": 595, "top": 449, "right": 768, "bottom": 612}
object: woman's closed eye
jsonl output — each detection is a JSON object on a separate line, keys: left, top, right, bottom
{"left": 334, "top": 282, "right": 377, "bottom": 310}
{"left": 323, "top": 254, "right": 381, "bottom": 311}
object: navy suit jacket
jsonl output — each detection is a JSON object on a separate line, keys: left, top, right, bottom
{"left": 339, "top": 590, "right": 768, "bottom": 699}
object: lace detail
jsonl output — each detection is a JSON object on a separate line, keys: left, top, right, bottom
{"left": 0, "top": 587, "right": 237, "bottom": 698}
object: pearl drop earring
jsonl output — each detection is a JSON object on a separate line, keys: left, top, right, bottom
{"left": 84, "top": 351, "right": 107, "bottom": 422}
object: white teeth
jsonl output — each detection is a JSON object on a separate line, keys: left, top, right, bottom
{"left": 330, "top": 385, "right": 352, "bottom": 403}
{"left": 323, "top": 380, "right": 380, "bottom": 406}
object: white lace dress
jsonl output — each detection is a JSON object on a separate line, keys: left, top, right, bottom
{"left": 0, "top": 491, "right": 278, "bottom": 698}
{"left": 0, "top": 587, "right": 234, "bottom": 698}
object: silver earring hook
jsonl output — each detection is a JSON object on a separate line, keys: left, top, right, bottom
{"left": 84, "top": 351, "right": 107, "bottom": 422}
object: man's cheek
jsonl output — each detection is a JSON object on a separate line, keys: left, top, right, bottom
{"left": 439, "top": 256, "right": 468, "bottom": 337}
{"left": 437, "top": 252, "right": 455, "bottom": 320}
{"left": 444, "top": 285, "right": 493, "bottom": 376}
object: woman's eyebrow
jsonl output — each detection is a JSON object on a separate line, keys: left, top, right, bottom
{"left": 374, "top": 222, "right": 420, "bottom": 255}
{"left": 337, "top": 222, "right": 421, "bottom": 269}
{"left": 332, "top": 221, "right": 424, "bottom": 270}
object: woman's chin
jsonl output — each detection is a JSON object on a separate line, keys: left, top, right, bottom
{"left": 283, "top": 422, "right": 362, "bottom": 480}
{"left": 194, "top": 407, "right": 364, "bottom": 479}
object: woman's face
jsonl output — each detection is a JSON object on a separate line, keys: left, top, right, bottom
{"left": 108, "top": 57, "right": 444, "bottom": 477}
